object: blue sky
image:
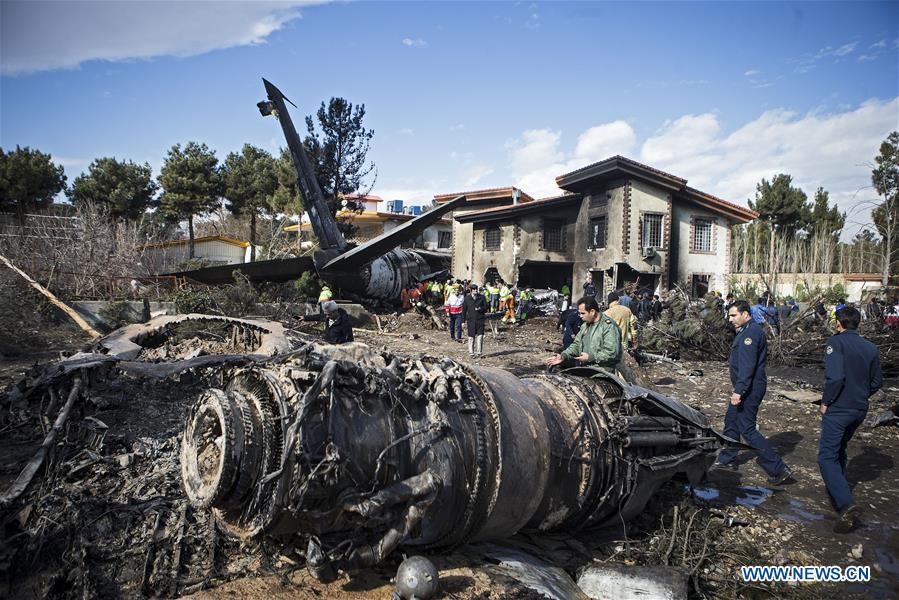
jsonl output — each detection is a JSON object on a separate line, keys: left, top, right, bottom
{"left": 1, "top": 1, "right": 897, "bottom": 237}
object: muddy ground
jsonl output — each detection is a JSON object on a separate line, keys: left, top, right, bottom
{"left": 1, "top": 311, "right": 896, "bottom": 599}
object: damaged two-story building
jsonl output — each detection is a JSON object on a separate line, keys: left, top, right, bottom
{"left": 435, "top": 155, "right": 758, "bottom": 298}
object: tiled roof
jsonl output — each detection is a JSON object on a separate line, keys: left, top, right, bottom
{"left": 556, "top": 155, "right": 687, "bottom": 185}
{"left": 555, "top": 154, "right": 757, "bottom": 222}
{"left": 434, "top": 186, "right": 535, "bottom": 203}
{"left": 455, "top": 193, "right": 581, "bottom": 222}
{"left": 682, "top": 186, "right": 758, "bottom": 220}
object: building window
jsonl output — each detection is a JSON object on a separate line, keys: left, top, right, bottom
{"left": 589, "top": 216, "right": 607, "bottom": 249}
{"left": 484, "top": 226, "right": 501, "bottom": 250}
{"left": 437, "top": 230, "right": 452, "bottom": 249}
{"left": 543, "top": 219, "right": 564, "bottom": 251}
{"left": 691, "top": 274, "right": 711, "bottom": 298}
{"left": 693, "top": 218, "right": 712, "bottom": 252}
{"left": 642, "top": 213, "right": 663, "bottom": 248}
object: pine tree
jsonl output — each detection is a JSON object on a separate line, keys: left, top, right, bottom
{"left": 68, "top": 157, "right": 158, "bottom": 221}
{"left": 303, "top": 97, "right": 376, "bottom": 237}
{"left": 222, "top": 144, "right": 278, "bottom": 262}
{"left": 158, "top": 142, "right": 222, "bottom": 258}
{"left": 0, "top": 146, "right": 67, "bottom": 222}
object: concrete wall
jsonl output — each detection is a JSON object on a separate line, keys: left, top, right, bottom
{"left": 574, "top": 182, "right": 626, "bottom": 294}
{"left": 729, "top": 272, "right": 884, "bottom": 302}
{"left": 451, "top": 221, "right": 474, "bottom": 280}
{"left": 145, "top": 240, "right": 247, "bottom": 273}
{"left": 73, "top": 300, "right": 177, "bottom": 329}
{"left": 671, "top": 202, "right": 733, "bottom": 294}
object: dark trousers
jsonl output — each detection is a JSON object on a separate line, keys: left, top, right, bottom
{"left": 717, "top": 391, "right": 786, "bottom": 477}
{"left": 818, "top": 407, "right": 866, "bottom": 512}
{"left": 449, "top": 314, "right": 463, "bottom": 340}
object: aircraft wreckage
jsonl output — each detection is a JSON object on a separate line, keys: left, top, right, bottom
{"left": 257, "top": 79, "right": 465, "bottom": 302}
{"left": 1, "top": 313, "right": 735, "bottom": 586}
{"left": 154, "top": 318, "right": 733, "bottom": 580}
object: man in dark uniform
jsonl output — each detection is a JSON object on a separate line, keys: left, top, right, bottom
{"left": 714, "top": 300, "right": 793, "bottom": 485}
{"left": 819, "top": 306, "right": 882, "bottom": 533}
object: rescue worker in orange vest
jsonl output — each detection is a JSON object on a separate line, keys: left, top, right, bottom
{"left": 500, "top": 282, "right": 515, "bottom": 324}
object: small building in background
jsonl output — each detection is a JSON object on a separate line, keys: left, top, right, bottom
{"left": 143, "top": 235, "right": 251, "bottom": 274}
{"left": 285, "top": 194, "right": 452, "bottom": 251}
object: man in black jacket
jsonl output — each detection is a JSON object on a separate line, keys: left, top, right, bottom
{"left": 463, "top": 283, "right": 487, "bottom": 358}
{"left": 297, "top": 300, "right": 354, "bottom": 344}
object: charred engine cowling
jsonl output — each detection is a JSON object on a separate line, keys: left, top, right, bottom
{"left": 180, "top": 344, "right": 727, "bottom": 579}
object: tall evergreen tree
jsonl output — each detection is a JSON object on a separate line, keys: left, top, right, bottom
{"left": 68, "top": 157, "right": 158, "bottom": 221}
{"left": 0, "top": 145, "right": 67, "bottom": 222}
{"left": 303, "top": 97, "right": 376, "bottom": 236}
{"left": 871, "top": 131, "right": 899, "bottom": 286}
{"left": 222, "top": 144, "right": 278, "bottom": 262}
{"left": 157, "top": 142, "right": 222, "bottom": 258}
{"left": 807, "top": 187, "right": 845, "bottom": 239}
{"left": 749, "top": 174, "right": 809, "bottom": 276}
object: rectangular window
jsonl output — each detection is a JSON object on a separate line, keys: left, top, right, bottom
{"left": 543, "top": 219, "right": 564, "bottom": 251}
{"left": 589, "top": 216, "right": 607, "bottom": 249}
{"left": 642, "top": 213, "right": 663, "bottom": 248}
{"left": 693, "top": 218, "right": 712, "bottom": 252}
{"left": 437, "top": 230, "right": 452, "bottom": 249}
{"left": 485, "top": 226, "right": 501, "bottom": 250}
{"left": 691, "top": 274, "right": 710, "bottom": 298}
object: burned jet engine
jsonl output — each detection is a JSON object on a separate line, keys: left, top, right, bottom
{"left": 180, "top": 345, "right": 729, "bottom": 579}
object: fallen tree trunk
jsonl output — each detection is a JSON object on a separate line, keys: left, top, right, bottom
{"left": 0, "top": 253, "right": 101, "bottom": 339}
{"left": 0, "top": 377, "right": 83, "bottom": 508}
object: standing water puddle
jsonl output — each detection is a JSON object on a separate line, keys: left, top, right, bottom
{"left": 777, "top": 498, "right": 826, "bottom": 523}
{"left": 688, "top": 485, "right": 773, "bottom": 508}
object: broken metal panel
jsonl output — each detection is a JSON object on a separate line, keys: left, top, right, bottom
{"left": 179, "top": 344, "right": 729, "bottom": 578}
{"left": 320, "top": 196, "right": 466, "bottom": 273}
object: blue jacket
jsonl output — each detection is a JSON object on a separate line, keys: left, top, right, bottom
{"left": 619, "top": 294, "right": 632, "bottom": 308}
{"left": 822, "top": 330, "right": 883, "bottom": 410}
{"left": 729, "top": 320, "right": 767, "bottom": 397}
{"left": 750, "top": 303, "right": 767, "bottom": 325}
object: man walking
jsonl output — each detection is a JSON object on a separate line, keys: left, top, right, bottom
{"left": 714, "top": 301, "right": 792, "bottom": 485}
{"left": 463, "top": 283, "right": 487, "bottom": 358}
{"left": 818, "top": 306, "right": 882, "bottom": 533}
{"left": 546, "top": 296, "right": 621, "bottom": 370}
{"left": 444, "top": 284, "right": 465, "bottom": 343}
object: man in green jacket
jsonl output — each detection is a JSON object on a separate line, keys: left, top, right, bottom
{"left": 546, "top": 295, "right": 621, "bottom": 369}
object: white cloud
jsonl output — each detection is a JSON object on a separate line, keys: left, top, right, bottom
{"left": 639, "top": 98, "right": 898, "bottom": 236}
{"left": 870, "top": 39, "right": 888, "bottom": 49}
{"left": 398, "top": 128, "right": 414, "bottom": 135}
{"left": 574, "top": 121, "right": 636, "bottom": 162}
{"left": 506, "top": 121, "right": 637, "bottom": 198}
{"left": 402, "top": 38, "right": 427, "bottom": 47}
{"left": 502, "top": 100, "right": 896, "bottom": 235}
{"left": 1, "top": 1, "right": 321, "bottom": 75}
{"left": 744, "top": 69, "right": 760, "bottom": 77}
{"left": 449, "top": 123, "right": 465, "bottom": 131}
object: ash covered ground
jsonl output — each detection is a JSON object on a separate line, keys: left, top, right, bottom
{"left": 1, "top": 311, "right": 897, "bottom": 599}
